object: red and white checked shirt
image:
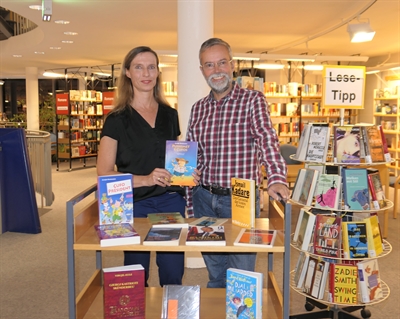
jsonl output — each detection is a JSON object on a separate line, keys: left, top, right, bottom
{"left": 185, "top": 82, "right": 287, "bottom": 216}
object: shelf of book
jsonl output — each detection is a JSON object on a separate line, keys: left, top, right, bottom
{"left": 67, "top": 184, "right": 292, "bottom": 319}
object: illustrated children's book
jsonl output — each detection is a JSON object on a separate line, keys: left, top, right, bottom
{"left": 357, "top": 259, "right": 383, "bottom": 303}
{"left": 226, "top": 268, "right": 263, "bottom": 319}
{"left": 185, "top": 225, "right": 226, "bottom": 246}
{"left": 333, "top": 125, "right": 361, "bottom": 164}
{"left": 313, "top": 174, "right": 342, "bottom": 210}
{"left": 231, "top": 177, "right": 256, "bottom": 229}
{"left": 94, "top": 223, "right": 140, "bottom": 247}
{"left": 329, "top": 263, "right": 358, "bottom": 304}
{"left": 234, "top": 228, "right": 277, "bottom": 248}
{"left": 147, "top": 212, "right": 187, "bottom": 228}
{"left": 161, "top": 285, "right": 200, "bottom": 319}
{"left": 165, "top": 140, "right": 198, "bottom": 187}
{"left": 342, "top": 168, "right": 370, "bottom": 210}
{"left": 313, "top": 214, "right": 342, "bottom": 258}
{"left": 98, "top": 174, "right": 134, "bottom": 225}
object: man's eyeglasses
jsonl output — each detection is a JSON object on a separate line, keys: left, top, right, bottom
{"left": 200, "top": 59, "right": 232, "bottom": 70}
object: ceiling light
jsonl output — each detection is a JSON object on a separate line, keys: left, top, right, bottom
{"left": 29, "top": 5, "right": 43, "bottom": 10}
{"left": 366, "top": 70, "right": 380, "bottom": 74}
{"left": 257, "top": 63, "right": 284, "bottom": 70}
{"left": 43, "top": 71, "right": 64, "bottom": 77}
{"left": 13, "top": 55, "right": 22, "bottom": 58}
{"left": 303, "top": 65, "right": 324, "bottom": 71}
{"left": 347, "top": 21, "right": 376, "bottom": 43}
{"left": 55, "top": 20, "right": 70, "bottom": 25}
{"left": 61, "top": 40, "right": 74, "bottom": 44}
{"left": 42, "top": 0, "right": 52, "bottom": 22}
{"left": 64, "top": 32, "right": 78, "bottom": 36}
{"left": 0, "top": 80, "right": 4, "bottom": 85}
{"left": 34, "top": 51, "right": 45, "bottom": 55}
{"left": 233, "top": 54, "right": 260, "bottom": 61}
{"left": 49, "top": 47, "right": 61, "bottom": 50}
{"left": 389, "top": 66, "right": 400, "bottom": 71}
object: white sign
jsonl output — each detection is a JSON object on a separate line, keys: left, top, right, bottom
{"left": 322, "top": 65, "right": 365, "bottom": 109}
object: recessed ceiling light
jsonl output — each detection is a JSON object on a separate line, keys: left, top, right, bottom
{"left": 55, "top": 20, "right": 70, "bottom": 25}
{"left": 50, "top": 47, "right": 61, "bottom": 50}
{"left": 34, "top": 51, "right": 45, "bottom": 55}
{"left": 13, "top": 55, "right": 22, "bottom": 58}
{"left": 29, "top": 5, "right": 42, "bottom": 10}
{"left": 61, "top": 40, "right": 74, "bottom": 44}
{"left": 64, "top": 32, "right": 78, "bottom": 36}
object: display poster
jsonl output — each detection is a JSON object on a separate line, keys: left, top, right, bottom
{"left": 56, "top": 93, "right": 69, "bottom": 115}
{"left": 102, "top": 91, "right": 115, "bottom": 115}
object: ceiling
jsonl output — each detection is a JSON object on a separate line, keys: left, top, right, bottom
{"left": 0, "top": 0, "right": 399, "bottom": 80}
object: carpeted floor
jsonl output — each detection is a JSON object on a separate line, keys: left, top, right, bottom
{"left": 0, "top": 159, "right": 399, "bottom": 318}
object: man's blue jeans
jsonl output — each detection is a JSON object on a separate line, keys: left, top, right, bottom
{"left": 192, "top": 185, "right": 260, "bottom": 288}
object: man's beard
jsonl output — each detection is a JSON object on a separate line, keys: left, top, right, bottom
{"left": 206, "top": 72, "right": 231, "bottom": 94}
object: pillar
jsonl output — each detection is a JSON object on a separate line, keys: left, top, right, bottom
{"left": 26, "top": 67, "right": 39, "bottom": 130}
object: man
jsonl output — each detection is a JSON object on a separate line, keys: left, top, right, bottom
{"left": 186, "top": 38, "right": 290, "bottom": 288}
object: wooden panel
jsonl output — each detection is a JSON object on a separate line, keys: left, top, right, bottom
{"left": 74, "top": 199, "right": 98, "bottom": 243}
{"left": 76, "top": 270, "right": 102, "bottom": 319}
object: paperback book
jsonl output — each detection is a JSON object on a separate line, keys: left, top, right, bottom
{"left": 234, "top": 228, "right": 277, "bottom": 248}
{"left": 103, "top": 264, "right": 145, "bottom": 319}
{"left": 295, "top": 123, "right": 312, "bottom": 161}
{"left": 94, "top": 223, "right": 140, "bottom": 247}
{"left": 165, "top": 140, "right": 198, "bottom": 186}
{"left": 367, "top": 168, "right": 386, "bottom": 209}
{"left": 291, "top": 168, "right": 320, "bottom": 206}
{"left": 303, "top": 256, "right": 317, "bottom": 295}
{"left": 185, "top": 225, "right": 226, "bottom": 246}
{"left": 357, "top": 259, "right": 383, "bottom": 303}
{"left": 342, "top": 221, "right": 369, "bottom": 258}
{"left": 333, "top": 125, "right": 361, "bottom": 164}
{"left": 364, "top": 215, "right": 383, "bottom": 257}
{"left": 313, "top": 174, "right": 342, "bottom": 210}
{"left": 98, "top": 174, "right": 134, "bottom": 225}
{"left": 310, "top": 258, "right": 330, "bottom": 300}
{"left": 293, "top": 207, "right": 317, "bottom": 252}
{"left": 226, "top": 268, "right": 263, "bottom": 319}
{"left": 313, "top": 214, "right": 342, "bottom": 258}
{"left": 305, "top": 123, "right": 330, "bottom": 163}
{"left": 161, "top": 285, "right": 200, "bottom": 319}
{"left": 364, "top": 125, "right": 385, "bottom": 163}
{"left": 329, "top": 263, "right": 358, "bottom": 304}
{"left": 342, "top": 168, "right": 370, "bottom": 210}
{"left": 143, "top": 227, "right": 182, "bottom": 246}
{"left": 293, "top": 251, "right": 310, "bottom": 289}
{"left": 378, "top": 124, "right": 391, "bottom": 162}
{"left": 147, "top": 212, "right": 187, "bottom": 228}
{"left": 189, "top": 216, "right": 228, "bottom": 227}
{"left": 231, "top": 177, "right": 256, "bottom": 229}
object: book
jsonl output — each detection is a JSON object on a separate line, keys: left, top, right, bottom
{"left": 233, "top": 228, "right": 277, "bottom": 248}
{"left": 231, "top": 177, "right": 256, "bottom": 229}
{"left": 165, "top": 140, "right": 198, "bottom": 186}
{"left": 342, "top": 221, "right": 369, "bottom": 258}
{"left": 367, "top": 168, "right": 386, "bottom": 209}
{"left": 295, "top": 123, "right": 312, "bottom": 160}
{"left": 293, "top": 207, "right": 317, "bottom": 251}
{"left": 303, "top": 256, "right": 317, "bottom": 295}
{"left": 226, "top": 268, "right": 263, "bottom": 319}
{"left": 357, "top": 259, "right": 383, "bottom": 303}
{"left": 364, "top": 125, "right": 385, "bottom": 163}
{"left": 291, "top": 168, "right": 320, "bottom": 206}
{"left": 313, "top": 174, "right": 342, "bottom": 210}
{"left": 98, "top": 174, "right": 134, "bottom": 225}
{"left": 342, "top": 168, "right": 370, "bottom": 210}
{"left": 378, "top": 124, "right": 391, "bottom": 162}
{"left": 103, "top": 264, "right": 145, "bottom": 319}
{"left": 310, "top": 258, "right": 330, "bottom": 300}
{"left": 161, "top": 285, "right": 200, "bottom": 319}
{"left": 94, "top": 223, "right": 140, "bottom": 247}
{"left": 185, "top": 225, "right": 226, "bottom": 246}
{"left": 293, "top": 251, "right": 310, "bottom": 289}
{"left": 329, "top": 263, "right": 358, "bottom": 304}
{"left": 188, "top": 216, "right": 228, "bottom": 227}
{"left": 147, "top": 212, "right": 188, "bottom": 228}
{"left": 364, "top": 215, "right": 383, "bottom": 257}
{"left": 305, "top": 123, "right": 330, "bottom": 163}
{"left": 313, "top": 214, "right": 342, "bottom": 258}
{"left": 143, "top": 227, "right": 182, "bottom": 246}
{"left": 333, "top": 125, "right": 361, "bottom": 164}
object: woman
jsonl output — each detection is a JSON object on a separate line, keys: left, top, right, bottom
{"left": 97, "top": 46, "right": 195, "bottom": 286}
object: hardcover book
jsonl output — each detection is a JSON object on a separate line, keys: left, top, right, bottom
{"left": 185, "top": 225, "right": 226, "bottom": 246}
{"left": 147, "top": 212, "right": 187, "bottom": 228}
{"left": 103, "top": 264, "right": 145, "bottom": 319}
{"left": 143, "top": 227, "right": 182, "bottom": 246}
{"left": 378, "top": 124, "right": 391, "bottom": 162}
{"left": 313, "top": 174, "right": 342, "bottom": 210}
{"left": 291, "top": 168, "right": 320, "bottom": 206}
{"left": 313, "top": 214, "right": 342, "bottom": 258}
{"left": 305, "top": 123, "right": 330, "bottom": 163}
{"left": 295, "top": 123, "right": 312, "bottom": 161}
{"left": 364, "top": 125, "right": 385, "bottom": 163}
{"left": 329, "top": 263, "right": 358, "bottom": 304}
{"left": 342, "top": 221, "right": 369, "bottom": 258}
{"left": 165, "top": 140, "right": 198, "bottom": 186}
{"left": 364, "top": 215, "right": 383, "bottom": 257}
{"left": 342, "top": 168, "right": 370, "bottom": 210}
{"left": 231, "top": 177, "right": 256, "bottom": 229}
{"left": 161, "top": 285, "right": 200, "bottom": 319}
{"left": 94, "top": 223, "right": 140, "bottom": 247}
{"left": 226, "top": 268, "right": 263, "bottom": 319}
{"left": 310, "top": 258, "right": 330, "bottom": 300}
{"left": 367, "top": 168, "right": 386, "bottom": 209}
{"left": 188, "top": 216, "right": 228, "bottom": 227}
{"left": 234, "top": 228, "right": 277, "bottom": 248}
{"left": 303, "top": 256, "right": 317, "bottom": 295}
{"left": 293, "top": 207, "right": 317, "bottom": 252}
{"left": 98, "top": 174, "right": 134, "bottom": 225}
{"left": 293, "top": 251, "right": 310, "bottom": 289}
{"left": 357, "top": 259, "right": 383, "bottom": 303}
{"left": 333, "top": 125, "right": 361, "bottom": 164}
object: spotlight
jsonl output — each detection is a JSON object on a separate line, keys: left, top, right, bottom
{"left": 0, "top": 80, "right": 4, "bottom": 85}
{"left": 347, "top": 21, "right": 375, "bottom": 43}
{"left": 42, "top": 0, "right": 52, "bottom": 22}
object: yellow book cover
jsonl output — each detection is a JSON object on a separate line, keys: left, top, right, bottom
{"left": 330, "top": 263, "right": 358, "bottom": 304}
{"left": 364, "top": 215, "right": 383, "bottom": 257}
{"left": 231, "top": 177, "right": 255, "bottom": 229}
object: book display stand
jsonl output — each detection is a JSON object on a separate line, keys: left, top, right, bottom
{"left": 66, "top": 184, "right": 293, "bottom": 319}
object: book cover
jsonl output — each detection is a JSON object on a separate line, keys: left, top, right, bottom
{"left": 226, "top": 268, "right": 263, "bottom": 319}
{"left": 310, "top": 259, "right": 330, "bottom": 300}
{"left": 357, "top": 259, "right": 383, "bottom": 303}
{"left": 293, "top": 251, "right": 310, "bottom": 289}
{"left": 313, "top": 174, "right": 342, "bottom": 210}
{"left": 293, "top": 208, "right": 317, "bottom": 251}
{"left": 189, "top": 216, "right": 228, "bottom": 227}
{"left": 305, "top": 123, "right": 330, "bottom": 163}
{"left": 143, "top": 227, "right": 182, "bottom": 246}
{"left": 291, "top": 168, "right": 320, "bottom": 206}
{"left": 233, "top": 228, "right": 277, "bottom": 248}
{"left": 333, "top": 126, "right": 361, "bottom": 164}
{"left": 165, "top": 140, "right": 198, "bottom": 187}
{"left": 185, "top": 225, "right": 226, "bottom": 246}
{"left": 329, "top": 263, "right": 358, "bottom": 304}
{"left": 364, "top": 215, "right": 383, "bottom": 257}
{"left": 147, "top": 212, "right": 187, "bottom": 228}
{"left": 231, "top": 177, "right": 256, "bottom": 229}
{"left": 98, "top": 174, "right": 134, "bottom": 225}
{"left": 103, "top": 264, "right": 145, "bottom": 319}
{"left": 365, "top": 125, "right": 385, "bottom": 163}
{"left": 161, "top": 285, "right": 200, "bottom": 319}
{"left": 295, "top": 123, "right": 312, "bottom": 161}
{"left": 342, "top": 168, "right": 370, "bottom": 210}
{"left": 367, "top": 168, "right": 386, "bottom": 209}
{"left": 342, "top": 221, "right": 369, "bottom": 258}
{"left": 303, "top": 256, "right": 317, "bottom": 295}
{"left": 94, "top": 223, "right": 140, "bottom": 247}
{"left": 313, "top": 214, "right": 342, "bottom": 258}
{"left": 378, "top": 124, "right": 391, "bottom": 162}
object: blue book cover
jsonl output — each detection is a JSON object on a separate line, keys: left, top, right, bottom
{"left": 226, "top": 268, "right": 263, "bottom": 319}
{"left": 343, "top": 221, "right": 369, "bottom": 258}
{"left": 97, "top": 174, "right": 134, "bottom": 225}
{"left": 342, "top": 168, "right": 370, "bottom": 210}
{"left": 165, "top": 140, "right": 198, "bottom": 186}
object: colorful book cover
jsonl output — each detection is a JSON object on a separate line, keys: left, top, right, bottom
{"left": 364, "top": 215, "right": 383, "bottom": 257}
{"left": 161, "top": 285, "right": 200, "bottom": 319}
{"left": 143, "top": 227, "right": 182, "bottom": 246}
{"left": 305, "top": 123, "right": 330, "bottom": 163}
{"left": 147, "top": 212, "right": 187, "bottom": 228}
{"left": 185, "top": 225, "right": 226, "bottom": 246}
{"left": 342, "top": 221, "right": 369, "bottom": 258}
{"left": 98, "top": 174, "right": 134, "bottom": 225}
{"left": 188, "top": 217, "right": 228, "bottom": 227}
{"left": 342, "top": 168, "right": 370, "bottom": 210}
{"left": 314, "top": 174, "right": 342, "bottom": 210}
{"left": 367, "top": 168, "right": 386, "bottom": 209}
{"left": 333, "top": 125, "right": 361, "bottom": 164}
{"left": 313, "top": 214, "right": 342, "bottom": 258}
{"left": 103, "top": 264, "right": 145, "bottom": 319}
{"left": 329, "top": 263, "right": 358, "bottom": 304}
{"left": 234, "top": 228, "right": 277, "bottom": 248}
{"left": 293, "top": 208, "right": 317, "bottom": 251}
{"left": 378, "top": 124, "right": 391, "bottom": 162}
{"left": 365, "top": 125, "right": 385, "bottom": 163}
{"left": 231, "top": 177, "right": 256, "bottom": 229}
{"left": 165, "top": 140, "right": 198, "bottom": 186}
{"left": 94, "top": 223, "right": 140, "bottom": 247}
{"left": 226, "top": 268, "right": 263, "bottom": 319}
{"left": 357, "top": 259, "right": 383, "bottom": 303}
{"left": 292, "top": 168, "right": 320, "bottom": 206}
